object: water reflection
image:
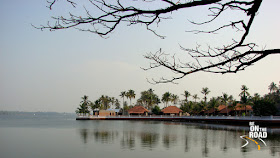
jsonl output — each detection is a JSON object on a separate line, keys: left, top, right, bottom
{"left": 77, "top": 121, "right": 280, "bottom": 157}
{"left": 79, "top": 129, "right": 89, "bottom": 144}
{"left": 140, "top": 132, "right": 159, "bottom": 149}
{"left": 268, "top": 134, "right": 280, "bottom": 156}
{"left": 121, "top": 131, "right": 135, "bottom": 150}
{"left": 163, "top": 134, "right": 177, "bottom": 149}
{"left": 78, "top": 129, "right": 118, "bottom": 144}
{"left": 93, "top": 130, "right": 118, "bottom": 144}
{"left": 202, "top": 130, "right": 209, "bottom": 157}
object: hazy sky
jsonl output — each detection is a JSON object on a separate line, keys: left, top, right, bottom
{"left": 0, "top": 0, "right": 279, "bottom": 112}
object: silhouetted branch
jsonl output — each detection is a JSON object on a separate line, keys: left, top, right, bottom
{"left": 142, "top": 0, "right": 279, "bottom": 83}
{"left": 39, "top": 0, "right": 279, "bottom": 84}
{"left": 144, "top": 49, "right": 280, "bottom": 83}
{"left": 38, "top": 0, "right": 222, "bottom": 37}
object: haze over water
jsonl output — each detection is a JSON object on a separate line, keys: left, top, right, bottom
{"left": 0, "top": 112, "right": 279, "bottom": 158}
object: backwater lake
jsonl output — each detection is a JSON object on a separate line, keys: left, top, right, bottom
{"left": 0, "top": 112, "right": 280, "bottom": 158}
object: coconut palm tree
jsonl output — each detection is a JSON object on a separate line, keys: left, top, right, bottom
{"left": 110, "top": 97, "right": 116, "bottom": 109}
{"left": 162, "top": 92, "right": 171, "bottom": 107}
{"left": 239, "top": 85, "right": 250, "bottom": 115}
{"left": 201, "top": 87, "right": 210, "bottom": 103}
{"left": 171, "top": 94, "right": 179, "bottom": 105}
{"left": 77, "top": 95, "right": 90, "bottom": 116}
{"left": 126, "top": 89, "right": 136, "bottom": 106}
{"left": 198, "top": 100, "right": 207, "bottom": 113}
{"left": 208, "top": 97, "right": 219, "bottom": 115}
{"left": 180, "top": 101, "right": 194, "bottom": 114}
{"left": 252, "top": 93, "right": 261, "bottom": 104}
{"left": 182, "top": 90, "right": 191, "bottom": 102}
{"left": 192, "top": 94, "right": 199, "bottom": 103}
{"left": 239, "top": 85, "right": 250, "bottom": 98}
{"left": 115, "top": 99, "right": 121, "bottom": 109}
{"left": 220, "top": 93, "right": 230, "bottom": 116}
{"left": 81, "top": 95, "right": 89, "bottom": 105}
{"left": 120, "top": 91, "right": 126, "bottom": 107}
{"left": 100, "top": 95, "right": 111, "bottom": 110}
{"left": 269, "top": 82, "right": 278, "bottom": 94}
{"left": 192, "top": 102, "right": 203, "bottom": 115}
{"left": 138, "top": 89, "right": 160, "bottom": 110}
{"left": 90, "top": 99, "right": 101, "bottom": 115}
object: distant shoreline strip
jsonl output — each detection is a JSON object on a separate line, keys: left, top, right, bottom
{"left": 76, "top": 116, "right": 280, "bottom": 126}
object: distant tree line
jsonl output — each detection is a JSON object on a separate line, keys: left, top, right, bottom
{"left": 76, "top": 82, "right": 280, "bottom": 116}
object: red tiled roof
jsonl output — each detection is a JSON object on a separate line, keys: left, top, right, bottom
{"left": 217, "top": 105, "right": 226, "bottom": 111}
{"left": 128, "top": 106, "right": 149, "bottom": 114}
{"left": 205, "top": 105, "right": 227, "bottom": 114}
{"left": 161, "top": 106, "right": 183, "bottom": 114}
{"left": 204, "top": 109, "right": 215, "bottom": 114}
{"left": 219, "top": 103, "right": 252, "bottom": 113}
{"left": 219, "top": 108, "right": 233, "bottom": 114}
{"left": 235, "top": 104, "right": 253, "bottom": 111}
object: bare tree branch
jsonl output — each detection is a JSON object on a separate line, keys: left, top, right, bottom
{"left": 144, "top": 49, "right": 280, "bottom": 83}
{"left": 37, "top": 0, "right": 222, "bottom": 37}
{"left": 38, "top": 0, "right": 279, "bottom": 84}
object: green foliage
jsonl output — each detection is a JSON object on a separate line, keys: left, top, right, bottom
{"left": 75, "top": 81, "right": 279, "bottom": 116}
{"left": 253, "top": 99, "right": 278, "bottom": 116}
{"left": 99, "top": 95, "right": 111, "bottom": 110}
{"left": 268, "top": 82, "right": 278, "bottom": 93}
{"left": 207, "top": 97, "right": 219, "bottom": 112}
{"left": 192, "top": 94, "right": 199, "bottom": 103}
{"left": 123, "top": 101, "right": 129, "bottom": 111}
{"left": 120, "top": 91, "right": 126, "bottom": 107}
{"left": 152, "top": 106, "right": 161, "bottom": 115}
{"left": 115, "top": 99, "right": 121, "bottom": 109}
{"left": 251, "top": 93, "right": 261, "bottom": 103}
{"left": 239, "top": 85, "right": 250, "bottom": 103}
{"left": 264, "top": 92, "right": 280, "bottom": 104}
{"left": 192, "top": 102, "right": 203, "bottom": 114}
{"left": 78, "top": 106, "right": 90, "bottom": 115}
{"left": 220, "top": 93, "right": 233, "bottom": 115}
{"left": 162, "top": 92, "right": 172, "bottom": 107}
{"left": 90, "top": 99, "right": 101, "bottom": 111}
{"left": 240, "top": 94, "right": 250, "bottom": 104}
{"left": 124, "top": 89, "right": 136, "bottom": 106}
{"left": 171, "top": 94, "right": 179, "bottom": 105}
{"left": 180, "top": 101, "right": 194, "bottom": 113}
{"left": 182, "top": 90, "right": 191, "bottom": 102}
{"left": 201, "top": 87, "right": 210, "bottom": 103}
{"left": 138, "top": 89, "right": 160, "bottom": 110}
{"left": 77, "top": 95, "right": 90, "bottom": 115}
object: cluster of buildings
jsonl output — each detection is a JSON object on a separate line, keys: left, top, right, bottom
{"left": 92, "top": 103, "right": 253, "bottom": 117}
{"left": 201, "top": 103, "right": 253, "bottom": 116}
{"left": 94, "top": 106, "right": 184, "bottom": 117}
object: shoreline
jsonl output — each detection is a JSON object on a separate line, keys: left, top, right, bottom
{"left": 76, "top": 115, "right": 280, "bottom": 126}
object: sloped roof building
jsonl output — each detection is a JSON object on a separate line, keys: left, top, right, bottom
{"left": 161, "top": 106, "right": 183, "bottom": 116}
{"left": 128, "top": 106, "right": 149, "bottom": 115}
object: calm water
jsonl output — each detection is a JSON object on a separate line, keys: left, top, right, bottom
{"left": 0, "top": 112, "right": 280, "bottom": 158}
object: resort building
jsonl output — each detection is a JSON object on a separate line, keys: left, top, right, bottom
{"left": 234, "top": 104, "right": 253, "bottom": 115}
{"left": 98, "top": 109, "right": 116, "bottom": 116}
{"left": 199, "top": 103, "right": 253, "bottom": 116}
{"left": 219, "top": 103, "right": 253, "bottom": 116}
{"left": 204, "top": 105, "right": 226, "bottom": 115}
{"left": 94, "top": 109, "right": 121, "bottom": 116}
{"left": 128, "top": 106, "right": 149, "bottom": 116}
{"left": 161, "top": 106, "right": 183, "bottom": 116}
